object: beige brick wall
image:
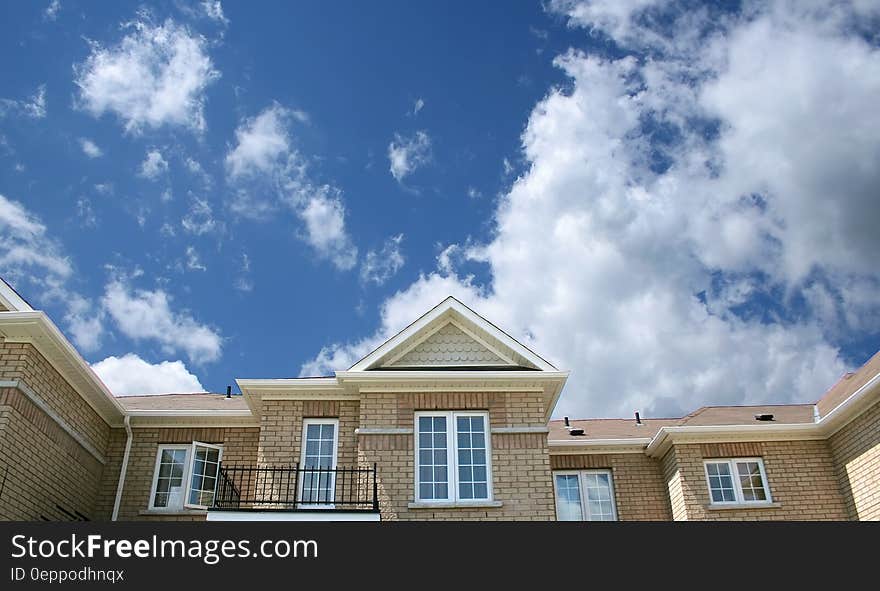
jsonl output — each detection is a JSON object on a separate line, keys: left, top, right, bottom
{"left": 100, "top": 426, "right": 259, "bottom": 521}
{"left": 551, "top": 453, "right": 672, "bottom": 520}
{"left": 0, "top": 342, "right": 110, "bottom": 452}
{"left": 830, "top": 398, "right": 880, "bottom": 520}
{"left": 662, "top": 440, "right": 848, "bottom": 520}
{"left": 358, "top": 391, "right": 555, "bottom": 521}
{"left": 257, "top": 400, "right": 359, "bottom": 466}
{"left": 0, "top": 387, "right": 105, "bottom": 520}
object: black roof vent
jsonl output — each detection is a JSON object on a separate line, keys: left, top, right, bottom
{"left": 569, "top": 428, "right": 585, "bottom": 436}
{"left": 754, "top": 413, "right": 775, "bottom": 422}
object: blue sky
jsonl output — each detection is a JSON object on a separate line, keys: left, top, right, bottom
{"left": 1, "top": 1, "right": 878, "bottom": 418}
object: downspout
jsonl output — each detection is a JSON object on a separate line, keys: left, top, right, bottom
{"left": 111, "top": 415, "right": 133, "bottom": 521}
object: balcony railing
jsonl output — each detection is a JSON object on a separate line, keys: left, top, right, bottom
{"left": 211, "top": 463, "right": 379, "bottom": 512}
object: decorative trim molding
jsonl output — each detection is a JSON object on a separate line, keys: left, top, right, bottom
{"left": 407, "top": 501, "right": 503, "bottom": 510}
{"left": 491, "top": 426, "right": 550, "bottom": 434}
{"left": 355, "top": 427, "right": 414, "bottom": 436}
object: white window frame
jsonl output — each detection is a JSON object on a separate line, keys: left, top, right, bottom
{"left": 148, "top": 441, "right": 224, "bottom": 512}
{"left": 552, "top": 469, "right": 618, "bottom": 521}
{"left": 298, "top": 418, "right": 339, "bottom": 508}
{"left": 414, "top": 411, "right": 493, "bottom": 503}
{"left": 703, "top": 458, "right": 772, "bottom": 506}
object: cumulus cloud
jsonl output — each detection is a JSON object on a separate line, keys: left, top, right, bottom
{"left": 388, "top": 131, "right": 431, "bottom": 183}
{"left": 302, "top": 1, "right": 878, "bottom": 418}
{"left": 44, "top": 0, "right": 61, "bottom": 21}
{"left": 102, "top": 279, "right": 222, "bottom": 364}
{"left": 79, "top": 138, "right": 103, "bottom": 158}
{"left": 361, "top": 234, "right": 405, "bottom": 286}
{"left": 92, "top": 353, "right": 204, "bottom": 396}
{"left": 138, "top": 148, "right": 168, "bottom": 179}
{"left": 226, "top": 103, "right": 358, "bottom": 270}
{"left": 74, "top": 17, "right": 219, "bottom": 133}
{"left": 225, "top": 103, "right": 290, "bottom": 179}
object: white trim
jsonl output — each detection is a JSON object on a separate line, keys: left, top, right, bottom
{"left": 819, "top": 370, "right": 880, "bottom": 435}
{"left": 414, "top": 410, "right": 493, "bottom": 504}
{"left": 548, "top": 437, "right": 652, "bottom": 448}
{"left": 111, "top": 416, "right": 133, "bottom": 521}
{"left": 336, "top": 370, "right": 570, "bottom": 382}
{"left": 207, "top": 510, "right": 380, "bottom": 522}
{"left": 0, "top": 278, "right": 32, "bottom": 311}
{"left": 184, "top": 441, "right": 224, "bottom": 510}
{"left": 349, "top": 297, "right": 557, "bottom": 372}
{"left": 704, "top": 458, "right": 773, "bottom": 506}
{"left": 0, "top": 312, "right": 125, "bottom": 424}
{"left": 125, "top": 409, "right": 255, "bottom": 417}
{"left": 0, "top": 379, "right": 106, "bottom": 464}
{"left": 299, "top": 418, "right": 339, "bottom": 509}
{"left": 491, "top": 426, "right": 549, "bottom": 434}
{"left": 407, "top": 501, "right": 503, "bottom": 509}
{"left": 355, "top": 427, "right": 414, "bottom": 435}
{"left": 552, "top": 469, "right": 618, "bottom": 521}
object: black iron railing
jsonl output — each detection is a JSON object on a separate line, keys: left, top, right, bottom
{"left": 212, "top": 463, "right": 379, "bottom": 512}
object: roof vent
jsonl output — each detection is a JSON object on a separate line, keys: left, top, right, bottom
{"left": 635, "top": 411, "right": 642, "bottom": 426}
{"left": 569, "top": 428, "right": 585, "bottom": 436}
{"left": 564, "top": 416, "right": 570, "bottom": 428}
{"left": 226, "top": 385, "right": 232, "bottom": 399}
{"left": 754, "top": 413, "right": 774, "bottom": 421}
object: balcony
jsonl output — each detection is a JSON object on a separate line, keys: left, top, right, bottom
{"left": 207, "top": 463, "right": 380, "bottom": 521}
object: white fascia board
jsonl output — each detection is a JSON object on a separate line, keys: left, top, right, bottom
{"left": 816, "top": 370, "right": 880, "bottom": 436}
{"left": 0, "top": 279, "right": 33, "bottom": 312}
{"left": 125, "top": 409, "right": 256, "bottom": 417}
{"left": 548, "top": 438, "right": 652, "bottom": 448}
{"left": 335, "top": 370, "right": 569, "bottom": 383}
{"left": 236, "top": 377, "right": 341, "bottom": 389}
{"left": 0, "top": 311, "right": 125, "bottom": 425}
{"left": 645, "top": 423, "right": 823, "bottom": 458}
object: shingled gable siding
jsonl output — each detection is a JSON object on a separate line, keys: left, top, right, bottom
{"left": 830, "top": 398, "right": 880, "bottom": 520}
{"left": 662, "top": 441, "right": 848, "bottom": 520}
{"left": 357, "top": 391, "right": 555, "bottom": 521}
{"left": 97, "top": 426, "right": 260, "bottom": 521}
{"left": 550, "top": 453, "right": 672, "bottom": 520}
{"left": 0, "top": 342, "right": 112, "bottom": 520}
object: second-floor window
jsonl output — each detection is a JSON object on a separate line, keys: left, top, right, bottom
{"left": 149, "top": 441, "right": 223, "bottom": 511}
{"left": 704, "top": 458, "right": 772, "bottom": 505}
{"left": 415, "top": 411, "right": 491, "bottom": 503}
{"left": 553, "top": 469, "right": 617, "bottom": 521}
{"left": 299, "top": 418, "right": 338, "bottom": 506}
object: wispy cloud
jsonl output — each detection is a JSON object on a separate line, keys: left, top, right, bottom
{"left": 138, "top": 148, "right": 168, "bottom": 179}
{"left": 43, "top": 0, "right": 61, "bottom": 21}
{"left": 388, "top": 130, "right": 431, "bottom": 183}
{"left": 361, "top": 234, "right": 405, "bottom": 286}
{"left": 1, "top": 84, "right": 47, "bottom": 119}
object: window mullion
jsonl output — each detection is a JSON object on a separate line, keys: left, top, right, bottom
{"left": 448, "top": 411, "right": 457, "bottom": 502}
{"left": 730, "top": 460, "right": 745, "bottom": 504}
{"left": 578, "top": 471, "right": 590, "bottom": 520}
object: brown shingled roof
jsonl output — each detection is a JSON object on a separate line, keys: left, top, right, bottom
{"left": 679, "top": 404, "right": 815, "bottom": 426}
{"left": 116, "top": 393, "right": 250, "bottom": 411}
{"left": 816, "top": 350, "right": 880, "bottom": 418}
{"left": 549, "top": 418, "right": 679, "bottom": 441}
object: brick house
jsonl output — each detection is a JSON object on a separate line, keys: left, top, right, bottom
{"left": 0, "top": 277, "right": 877, "bottom": 521}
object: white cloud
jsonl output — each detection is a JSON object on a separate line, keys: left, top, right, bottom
{"left": 361, "top": 234, "right": 405, "bottom": 285}
{"left": 295, "top": 188, "right": 358, "bottom": 271}
{"left": 79, "top": 138, "right": 103, "bottom": 158}
{"left": 185, "top": 246, "right": 206, "bottom": 271}
{"left": 181, "top": 197, "right": 218, "bottom": 235}
{"left": 234, "top": 252, "right": 253, "bottom": 292}
{"left": 225, "top": 103, "right": 291, "bottom": 178}
{"left": 44, "top": 0, "right": 61, "bottom": 21}
{"left": 388, "top": 131, "right": 431, "bottom": 183}
{"left": 76, "top": 198, "right": 97, "bottom": 228}
{"left": 74, "top": 18, "right": 219, "bottom": 133}
{"left": 138, "top": 149, "right": 168, "bottom": 179}
{"left": 201, "top": 1, "right": 229, "bottom": 25}
{"left": 102, "top": 279, "right": 222, "bottom": 364}
{"left": 227, "top": 104, "right": 359, "bottom": 270}
{"left": 0, "top": 193, "right": 106, "bottom": 351}
{"left": 1, "top": 85, "right": 47, "bottom": 119}
{"left": 92, "top": 353, "right": 204, "bottom": 396}
{"left": 411, "top": 98, "right": 425, "bottom": 116}
{"left": 302, "top": 2, "right": 879, "bottom": 419}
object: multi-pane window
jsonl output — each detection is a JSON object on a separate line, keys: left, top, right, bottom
{"left": 415, "top": 412, "right": 491, "bottom": 502}
{"left": 299, "top": 419, "right": 338, "bottom": 506}
{"left": 704, "top": 458, "right": 771, "bottom": 505}
{"left": 149, "top": 442, "right": 223, "bottom": 511}
{"left": 553, "top": 470, "right": 617, "bottom": 521}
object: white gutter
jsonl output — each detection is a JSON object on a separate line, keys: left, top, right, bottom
{"left": 548, "top": 438, "right": 652, "bottom": 448}
{"left": 111, "top": 415, "right": 133, "bottom": 521}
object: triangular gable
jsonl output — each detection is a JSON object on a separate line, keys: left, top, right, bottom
{"left": 349, "top": 297, "right": 557, "bottom": 371}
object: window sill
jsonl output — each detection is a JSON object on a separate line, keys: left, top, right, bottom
{"left": 408, "top": 501, "right": 503, "bottom": 510}
{"left": 705, "top": 502, "right": 781, "bottom": 511}
{"left": 139, "top": 509, "right": 207, "bottom": 516}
